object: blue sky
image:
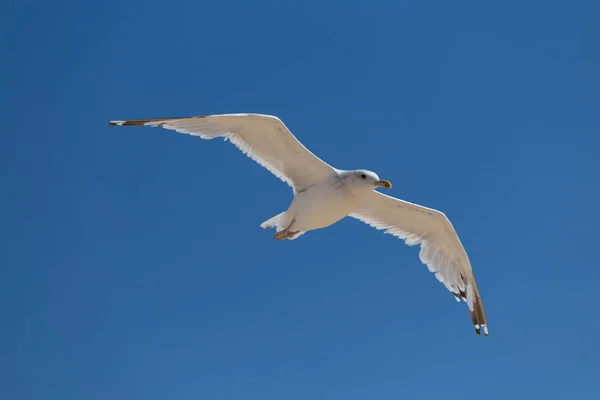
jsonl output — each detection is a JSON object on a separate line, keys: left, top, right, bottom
{"left": 2, "top": 0, "right": 599, "bottom": 399}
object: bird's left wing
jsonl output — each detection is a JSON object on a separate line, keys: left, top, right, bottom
{"left": 350, "top": 191, "right": 488, "bottom": 335}
{"left": 108, "top": 114, "right": 337, "bottom": 193}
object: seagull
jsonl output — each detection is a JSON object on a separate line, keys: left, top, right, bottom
{"left": 108, "top": 113, "right": 488, "bottom": 336}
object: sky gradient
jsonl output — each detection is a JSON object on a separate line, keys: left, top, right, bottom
{"left": 2, "top": 0, "right": 599, "bottom": 399}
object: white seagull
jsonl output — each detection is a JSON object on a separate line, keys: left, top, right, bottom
{"left": 109, "top": 113, "right": 488, "bottom": 336}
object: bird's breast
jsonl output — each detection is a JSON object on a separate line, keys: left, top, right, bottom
{"left": 289, "top": 181, "right": 356, "bottom": 231}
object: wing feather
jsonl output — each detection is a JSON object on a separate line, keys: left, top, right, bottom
{"left": 109, "top": 114, "right": 336, "bottom": 193}
{"left": 350, "top": 191, "right": 488, "bottom": 335}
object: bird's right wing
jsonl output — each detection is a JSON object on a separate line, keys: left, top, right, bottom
{"left": 350, "top": 191, "right": 488, "bottom": 335}
{"left": 108, "top": 114, "right": 337, "bottom": 194}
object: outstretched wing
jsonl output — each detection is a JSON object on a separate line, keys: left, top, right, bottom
{"left": 109, "top": 113, "right": 337, "bottom": 193}
{"left": 350, "top": 191, "right": 488, "bottom": 335}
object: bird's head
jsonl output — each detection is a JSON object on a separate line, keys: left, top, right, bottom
{"left": 343, "top": 170, "right": 392, "bottom": 191}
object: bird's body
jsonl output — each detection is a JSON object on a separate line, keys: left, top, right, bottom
{"left": 264, "top": 171, "right": 364, "bottom": 236}
{"left": 109, "top": 113, "right": 489, "bottom": 336}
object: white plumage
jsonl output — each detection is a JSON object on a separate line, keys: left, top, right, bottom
{"left": 110, "top": 114, "right": 336, "bottom": 193}
{"left": 109, "top": 113, "right": 488, "bottom": 336}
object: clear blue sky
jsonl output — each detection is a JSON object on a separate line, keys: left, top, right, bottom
{"left": 2, "top": 0, "right": 599, "bottom": 399}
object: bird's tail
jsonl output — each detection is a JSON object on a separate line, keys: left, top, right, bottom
{"left": 260, "top": 212, "right": 286, "bottom": 231}
{"left": 261, "top": 212, "right": 305, "bottom": 240}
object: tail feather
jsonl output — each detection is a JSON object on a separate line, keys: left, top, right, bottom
{"left": 261, "top": 212, "right": 305, "bottom": 240}
{"left": 260, "top": 212, "right": 286, "bottom": 231}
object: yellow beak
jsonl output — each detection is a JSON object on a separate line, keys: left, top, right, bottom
{"left": 375, "top": 180, "right": 392, "bottom": 189}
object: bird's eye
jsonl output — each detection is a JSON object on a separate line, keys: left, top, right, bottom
{"left": 360, "top": 173, "right": 367, "bottom": 179}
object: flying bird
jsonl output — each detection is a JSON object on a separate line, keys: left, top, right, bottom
{"left": 108, "top": 113, "right": 488, "bottom": 336}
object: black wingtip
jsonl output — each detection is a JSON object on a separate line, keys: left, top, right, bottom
{"left": 474, "top": 324, "right": 489, "bottom": 336}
